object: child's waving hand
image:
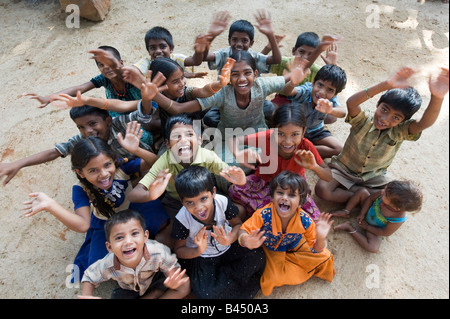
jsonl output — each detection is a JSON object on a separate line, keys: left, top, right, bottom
{"left": 315, "top": 98, "right": 334, "bottom": 114}
{"left": 52, "top": 90, "right": 85, "bottom": 108}
{"left": 141, "top": 71, "right": 168, "bottom": 102}
{"left": 240, "top": 229, "right": 266, "bottom": 249}
{"left": 194, "top": 226, "right": 208, "bottom": 255}
{"left": 88, "top": 49, "right": 121, "bottom": 71}
{"left": 148, "top": 169, "right": 173, "bottom": 201}
{"left": 287, "top": 56, "right": 311, "bottom": 86}
{"left": 386, "top": 66, "right": 417, "bottom": 89}
{"left": 208, "top": 11, "right": 231, "bottom": 39}
{"left": 219, "top": 58, "right": 236, "bottom": 87}
{"left": 293, "top": 150, "right": 318, "bottom": 170}
{"left": 211, "top": 225, "right": 233, "bottom": 246}
{"left": 314, "top": 213, "right": 334, "bottom": 240}
{"left": 429, "top": 67, "right": 449, "bottom": 99}
{"left": 117, "top": 121, "right": 143, "bottom": 154}
{"left": 22, "top": 192, "right": 53, "bottom": 218}
{"left": 219, "top": 166, "right": 247, "bottom": 186}
{"left": 164, "top": 267, "right": 189, "bottom": 290}
{"left": 254, "top": 9, "right": 274, "bottom": 36}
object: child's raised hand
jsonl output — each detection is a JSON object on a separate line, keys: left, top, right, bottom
{"left": 429, "top": 67, "right": 449, "bottom": 99}
{"left": 315, "top": 98, "right": 334, "bottom": 114}
{"left": 314, "top": 212, "right": 334, "bottom": 240}
{"left": 241, "top": 229, "right": 266, "bottom": 249}
{"left": 219, "top": 166, "right": 247, "bottom": 186}
{"left": 211, "top": 225, "right": 233, "bottom": 246}
{"left": 194, "top": 226, "right": 208, "bottom": 254}
{"left": 320, "top": 43, "right": 338, "bottom": 65}
{"left": 287, "top": 56, "right": 311, "bottom": 86}
{"left": 141, "top": 71, "right": 168, "bottom": 101}
{"left": 52, "top": 90, "right": 85, "bottom": 108}
{"left": 122, "top": 66, "right": 146, "bottom": 88}
{"left": 163, "top": 266, "right": 189, "bottom": 290}
{"left": 148, "top": 169, "right": 172, "bottom": 201}
{"left": 22, "top": 192, "right": 54, "bottom": 218}
{"left": 208, "top": 11, "right": 231, "bottom": 38}
{"left": 117, "top": 121, "right": 143, "bottom": 154}
{"left": 293, "top": 150, "right": 318, "bottom": 170}
{"left": 194, "top": 34, "right": 211, "bottom": 54}
{"left": 254, "top": 9, "right": 274, "bottom": 36}
{"left": 219, "top": 58, "right": 236, "bottom": 87}
{"left": 88, "top": 49, "right": 121, "bottom": 71}
{"left": 386, "top": 66, "right": 417, "bottom": 89}
{"left": 234, "top": 149, "right": 262, "bottom": 170}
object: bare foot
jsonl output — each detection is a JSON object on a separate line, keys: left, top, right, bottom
{"left": 334, "top": 221, "right": 357, "bottom": 233}
{"left": 330, "top": 209, "right": 351, "bottom": 218}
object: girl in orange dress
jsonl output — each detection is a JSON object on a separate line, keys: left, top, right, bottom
{"left": 238, "top": 171, "right": 335, "bottom": 296}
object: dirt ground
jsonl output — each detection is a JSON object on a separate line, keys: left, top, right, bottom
{"left": 0, "top": 0, "right": 448, "bottom": 299}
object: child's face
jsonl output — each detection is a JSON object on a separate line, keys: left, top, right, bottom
{"left": 75, "top": 153, "right": 116, "bottom": 190}
{"left": 311, "top": 79, "right": 337, "bottom": 105}
{"left": 292, "top": 45, "right": 316, "bottom": 60}
{"left": 229, "top": 32, "right": 254, "bottom": 52}
{"left": 106, "top": 219, "right": 149, "bottom": 270}
{"left": 74, "top": 114, "right": 112, "bottom": 141}
{"left": 273, "top": 185, "right": 301, "bottom": 223}
{"left": 164, "top": 68, "right": 186, "bottom": 99}
{"left": 374, "top": 103, "right": 405, "bottom": 130}
{"left": 276, "top": 123, "right": 305, "bottom": 159}
{"left": 147, "top": 39, "right": 173, "bottom": 60}
{"left": 166, "top": 123, "right": 202, "bottom": 165}
{"left": 230, "top": 61, "right": 258, "bottom": 97}
{"left": 97, "top": 60, "right": 124, "bottom": 81}
{"left": 181, "top": 188, "right": 216, "bottom": 224}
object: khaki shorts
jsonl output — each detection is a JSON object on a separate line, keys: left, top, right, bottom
{"left": 329, "top": 162, "right": 392, "bottom": 190}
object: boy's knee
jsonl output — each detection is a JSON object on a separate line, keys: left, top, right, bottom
{"left": 315, "top": 180, "right": 329, "bottom": 200}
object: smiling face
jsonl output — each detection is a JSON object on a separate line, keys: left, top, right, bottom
{"left": 163, "top": 68, "right": 186, "bottom": 99}
{"left": 273, "top": 185, "right": 301, "bottom": 224}
{"left": 166, "top": 123, "right": 202, "bottom": 165}
{"left": 311, "top": 79, "right": 337, "bottom": 105}
{"left": 75, "top": 153, "right": 116, "bottom": 190}
{"left": 230, "top": 61, "right": 258, "bottom": 98}
{"left": 74, "top": 114, "right": 112, "bottom": 141}
{"left": 374, "top": 103, "right": 405, "bottom": 130}
{"left": 147, "top": 38, "right": 173, "bottom": 60}
{"left": 229, "top": 31, "right": 254, "bottom": 52}
{"left": 181, "top": 189, "right": 216, "bottom": 224}
{"left": 276, "top": 123, "right": 305, "bottom": 159}
{"left": 106, "top": 218, "right": 149, "bottom": 270}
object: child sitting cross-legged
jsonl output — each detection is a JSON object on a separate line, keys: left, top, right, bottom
{"left": 80, "top": 209, "right": 190, "bottom": 299}
{"left": 239, "top": 171, "right": 335, "bottom": 296}
{"left": 168, "top": 165, "right": 265, "bottom": 299}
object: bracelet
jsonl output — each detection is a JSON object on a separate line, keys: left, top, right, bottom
{"left": 167, "top": 100, "right": 174, "bottom": 112}
{"left": 238, "top": 233, "right": 246, "bottom": 247}
{"left": 365, "top": 88, "right": 372, "bottom": 99}
{"left": 209, "top": 83, "right": 220, "bottom": 93}
{"left": 101, "top": 99, "right": 108, "bottom": 110}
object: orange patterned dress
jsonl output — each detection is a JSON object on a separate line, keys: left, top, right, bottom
{"left": 241, "top": 202, "right": 335, "bottom": 296}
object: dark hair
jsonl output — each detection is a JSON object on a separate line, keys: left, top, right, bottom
{"left": 294, "top": 32, "right": 320, "bottom": 50}
{"left": 97, "top": 45, "right": 121, "bottom": 62}
{"left": 377, "top": 87, "right": 422, "bottom": 121}
{"left": 229, "top": 50, "right": 257, "bottom": 72}
{"left": 175, "top": 165, "right": 215, "bottom": 200}
{"left": 71, "top": 137, "right": 122, "bottom": 219}
{"left": 228, "top": 19, "right": 254, "bottom": 42}
{"left": 145, "top": 26, "right": 174, "bottom": 51}
{"left": 384, "top": 180, "right": 423, "bottom": 212}
{"left": 272, "top": 103, "right": 307, "bottom": 129}
{"left": 69, "top": 105, "right": 110, "bottom": 121}
{"left": 269, "top": 171, "right": 309, "bottom": 206}
{"left": 104, "top": 209, "right": 146, "bottom": 241}
{"left": 149, "top": 57, "right": 183, "bottom": 81}
{"left": 164, "top": 113, "right": 203, "bottom": 141}
{"left": 314, "top": 64, "right": 347, "bottom": 94}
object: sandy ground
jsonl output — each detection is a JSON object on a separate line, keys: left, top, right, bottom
{"left": 0, "top": 0, "right": 448, "bottom": 299}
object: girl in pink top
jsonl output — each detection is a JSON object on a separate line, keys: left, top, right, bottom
{"left": 229, "top": 103, "right": 332, "bottom": 220}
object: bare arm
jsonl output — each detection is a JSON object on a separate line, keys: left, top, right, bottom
{"left": 254, "top": 9, "right": 281, "bottom": 65}
{"left": 0, "top": 148, "right": 62, "bottom": 186}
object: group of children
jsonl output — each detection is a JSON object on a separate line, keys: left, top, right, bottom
{"left": 2, "top": 10, "right": 449, "bottom": 299}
